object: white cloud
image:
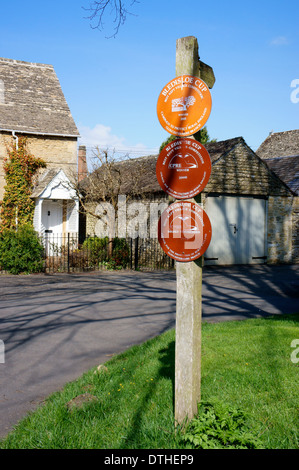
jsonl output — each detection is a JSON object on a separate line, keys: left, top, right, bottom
{"left": 78, "top": 123, "right": 159, "bottom": 157}
{"left": 270, "top": 36, "right": 289, "bottom": 46}
{"left": 78, "top": 123, "right": 126, "bottom": 150}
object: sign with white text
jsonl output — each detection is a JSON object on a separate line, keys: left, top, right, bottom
{"left": 156, "top": 138, "right": 212, "bottom": 199}
{"left": 158, "top": 201, "right": 212, "bottom": 262}
{"left": 157, "top": 75, "right": 212, "bottom": 137}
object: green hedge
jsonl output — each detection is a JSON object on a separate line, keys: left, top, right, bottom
{"left": 0, "top": 225, "right": 44, "bottom": 274}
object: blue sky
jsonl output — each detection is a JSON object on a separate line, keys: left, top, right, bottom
{"left": 0, "top": 0, "right": 298, "bottom": 158}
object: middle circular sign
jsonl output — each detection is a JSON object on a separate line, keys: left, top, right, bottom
{"left": 156, "top": 138, "right": 212, "bottom": 199}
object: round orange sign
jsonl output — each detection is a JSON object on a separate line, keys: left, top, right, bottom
{"left": 158, "top": 201, "right": 212, "bottom": 262}
{"left": 156, "top": 138, "right": 212, "bottom": 199}
{"left": 157, "top": 75, "right": 212, "bottom": 137}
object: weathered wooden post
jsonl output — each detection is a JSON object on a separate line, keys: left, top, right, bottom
{"left": 174, "top": 36, "right": 215, "bottom": 424}
{"left": 156, "top": 36, "right": 215, "bottom": 425}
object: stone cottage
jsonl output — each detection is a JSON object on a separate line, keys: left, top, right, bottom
{"left": 0, "top": 57, "right": 80, "bottom": 240}
{"left": 82, "top": 136, "right": 297, "bottom": 265}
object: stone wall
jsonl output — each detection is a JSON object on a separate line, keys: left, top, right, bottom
{"left": 267, "top": 196, "right": 296, "bottom": 264}
{"left": 0, "top": 131, "right": 78, "bottom": 201}
{"left": 291, "top": 196, "right": 299, "bottom": 263}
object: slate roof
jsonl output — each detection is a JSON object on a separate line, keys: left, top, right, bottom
{"left": 256, "top": 130, "right": 299, "bottom": 195}
{"left": 205, "top": 136, "right": 244, "bottom": 163}
{"left": 0, "top": 57, "right": 79, "bottom": 137}
{"left": 80, "top": 153, "right": 160, "bottom": 196}
{"left": 262, "top": 156, "right": 299, "bottom": 195}
{"left": 256, "top": 130, "right": 299, "bottom": 159}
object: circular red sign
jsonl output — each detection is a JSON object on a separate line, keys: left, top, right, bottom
{"left": 157, "top": 75, "right": 212, "bottom": 137}
{"left": 158, "top": 201, "right": 212, "bottom": 262}
{"left": 156, "top": 138, "right": 211, "bottom": 199}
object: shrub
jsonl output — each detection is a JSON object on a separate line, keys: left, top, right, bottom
{"left": 82, "top": 236, "right": 109, "bottom": 265}
{"left": 81, "top": 236, "right": 130, "bottom": 269}
{"left": 0, "top": 225, "right": 44, "bottom": 274}
{"left": 110, "top": 237, "right": 130, "bottom": 268}
{"left": 181, "top": 401, "right": 263, "bottom": 449}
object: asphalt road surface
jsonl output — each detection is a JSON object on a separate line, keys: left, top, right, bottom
{"left": 0, "top": 264, "right": 298, "bottom": 438}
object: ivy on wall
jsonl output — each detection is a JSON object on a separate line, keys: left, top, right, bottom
{"left": 0, "top": 137, "right": 46, "bottom": 231}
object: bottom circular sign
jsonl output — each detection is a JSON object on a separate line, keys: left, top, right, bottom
{"left": 158, "top": 201, "right": 212, "bottom": 262}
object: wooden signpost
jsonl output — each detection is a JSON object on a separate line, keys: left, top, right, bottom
{"left": 156, "top": 36, "right": 215, "bottom": 425}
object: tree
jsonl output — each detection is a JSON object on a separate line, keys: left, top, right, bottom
{"left": 159, "top": 127, "right": 216, "bottom": 153}
{"left": 84, "top": 0, "right": 139, "bottom": 37}
{"left": 70, "top": 147, "right": 150, "bottom": 253}
{"left": 74, "top": 147, "right": 148, "bottom": 220}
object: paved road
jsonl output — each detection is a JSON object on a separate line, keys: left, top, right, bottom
{"left": 0, "top": 264, "right": 298, "bottom": 438}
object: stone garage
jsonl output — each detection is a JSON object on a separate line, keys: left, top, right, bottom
{"left": 82, "top": 135, "right": 297, "bottom": 266}
{"left": 202, "top": 137, "right": 297, "bottom": 265}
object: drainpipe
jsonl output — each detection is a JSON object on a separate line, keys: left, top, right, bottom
{"left": 12, "top": 132, "right": 19, "bottom": 230}
{"left": 12, "top": 131, "right": 18, "bottom": 150}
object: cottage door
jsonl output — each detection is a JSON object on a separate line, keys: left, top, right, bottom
{"left": 204, "top": 196, "right": 266, "bottom": 265}
{"left": 42, "top": 200, "right": 63, "bottom": 256}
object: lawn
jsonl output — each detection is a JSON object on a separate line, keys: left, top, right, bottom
{"left": 0, "top": 314, "right": 298, "bottom": 449}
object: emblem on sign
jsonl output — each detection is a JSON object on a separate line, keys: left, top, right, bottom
{"left": 157, "top": 75, "right": 212, "bottom": 137}
{"left": 158, "top": 201, "right": 212, "bottom": 262}
{"left": 156, "top": 138, "right": 212, "bottom": 199}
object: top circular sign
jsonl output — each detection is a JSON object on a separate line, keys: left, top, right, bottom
{"left": 157, "top": 75, "right": 212, "bottom": 137}
{"left": 156, "top": 138, "right": 212, "bottom": 199}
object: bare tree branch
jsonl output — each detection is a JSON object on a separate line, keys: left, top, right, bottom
{"left": 69, "top": 147, "right": 151, "bottom": 223}
{"left": 83, "top": 0, "right": 139, "bottom": 37}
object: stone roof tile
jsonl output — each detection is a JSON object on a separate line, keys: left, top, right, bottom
{"left": 0, "top": 57, "right": 79, "bottom": 137}
{"left": 256, "top": 130, "right": 299, "bottom": 159}
{"left": 256, "top": 130, "right": 299, "bottom": 195}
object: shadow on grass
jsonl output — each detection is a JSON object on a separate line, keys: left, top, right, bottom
{"left": 118, "top": 314, "right": 299, "bottom": 448}
{"left": 119, "top": 339, "right": 176, "bottom": 449}
{"left": 158, "top": 340, "right": 176, "bottom": 409}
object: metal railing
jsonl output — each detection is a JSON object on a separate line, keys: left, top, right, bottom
{"left": 40, "top": 234, "right": 175, "bottom": 273}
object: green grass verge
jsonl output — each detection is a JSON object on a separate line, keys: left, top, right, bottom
{"left": 1, "top": 314, "right": 298, "bottom": 449}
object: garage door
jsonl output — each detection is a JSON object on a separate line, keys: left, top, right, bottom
{"left": 204, "top": 196, "right": 267, "bottom": 265}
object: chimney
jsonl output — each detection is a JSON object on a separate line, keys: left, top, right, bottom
{"left": 78, "top": 145, "right": 88, "bottom": 182}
